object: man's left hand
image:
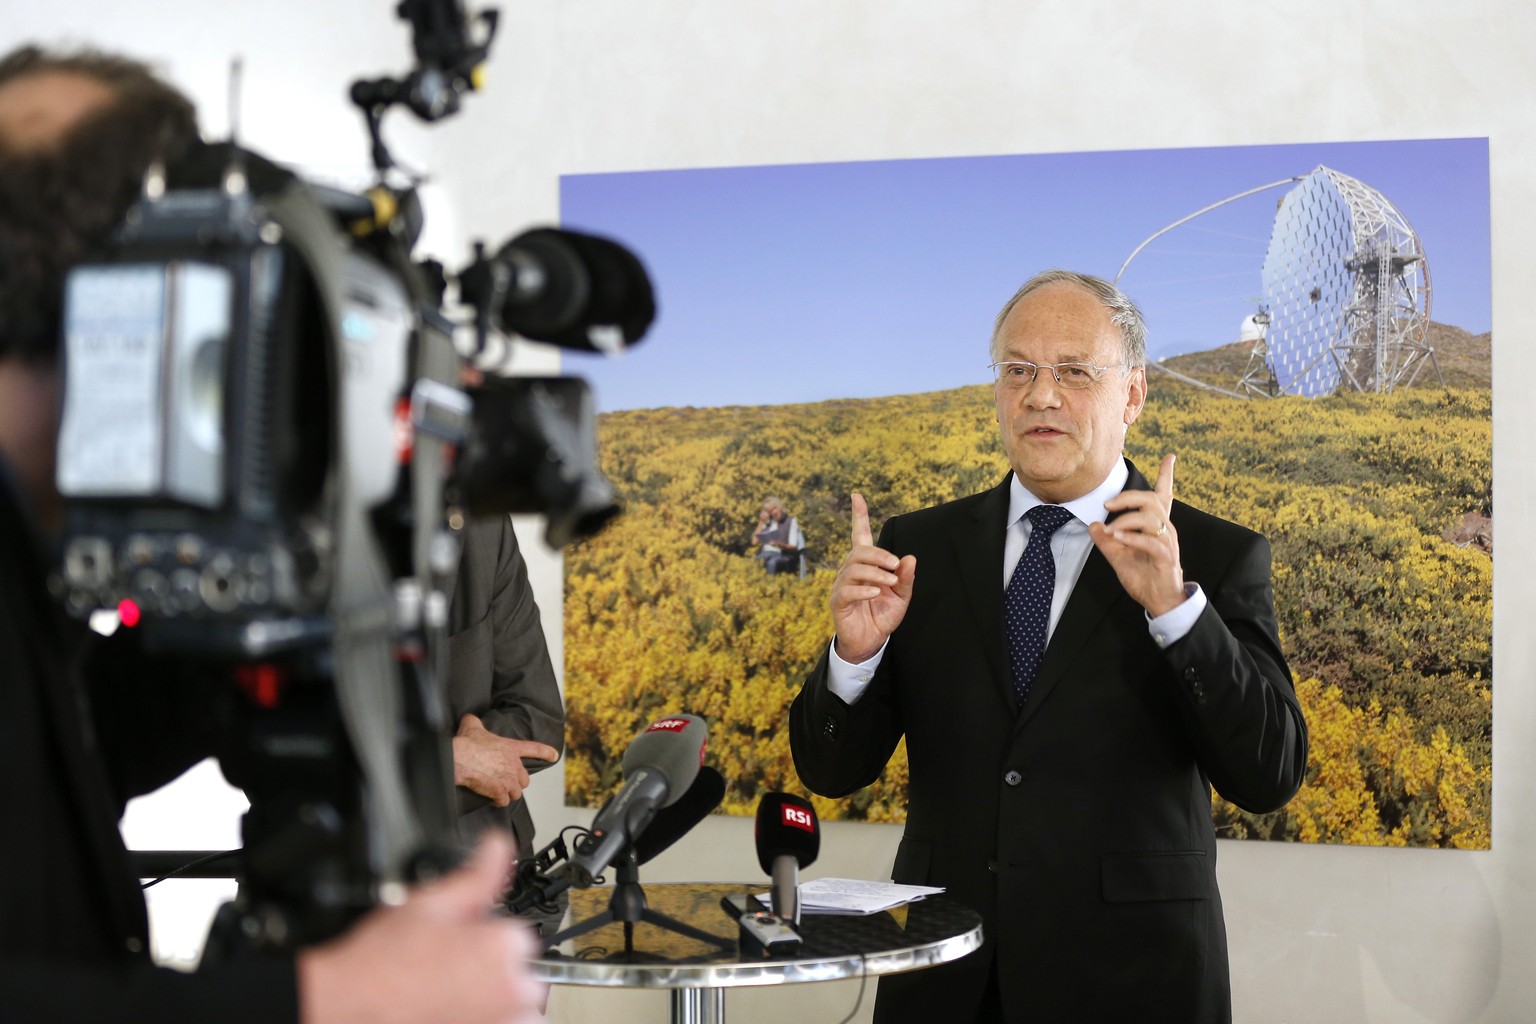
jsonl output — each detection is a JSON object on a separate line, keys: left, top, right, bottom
{"left": 452, "top": 713, "right": 561, "bottom": 808}
{"left": 1088, "top": 453, "right": 1187, "bottom": 618}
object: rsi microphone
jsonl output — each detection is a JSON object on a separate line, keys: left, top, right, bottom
{"left": 755, "top": 792, "right": 820, "bottom": 927}
{"left": 567, "top": 713, "right": 708, "bottom": 886}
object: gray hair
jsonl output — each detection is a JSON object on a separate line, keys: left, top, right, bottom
{"left": 990, "top": 269, "right": 1147, "bottom": 369}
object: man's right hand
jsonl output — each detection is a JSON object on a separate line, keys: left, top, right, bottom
{"left": 452, "top": 714, "right": 561, "bottom": 808}
{"left": 830, "top": 492, "right": 916, "bottom": 664}
{"left": 297, "top": 831, "right": 543, "bottom": 1024}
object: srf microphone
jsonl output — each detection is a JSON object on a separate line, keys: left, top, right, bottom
{"left": 633, "top": 765, "right": 726, "bottom": 865}
{"left": 505, "top": 762, "right": 723, "bottom": 919}
{"left": 568, "top": 713, "right": 707, "bottom": 886}
{"left": 755, "top": 793, "right": 820, "bottom": 927}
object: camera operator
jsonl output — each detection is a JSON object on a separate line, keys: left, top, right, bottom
{"left": 0, "top": 45, "right": 542, "bottom": 1024}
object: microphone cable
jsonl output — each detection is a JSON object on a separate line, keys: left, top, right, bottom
{"left": 832, "top": 952, "right": 869, "bottom": 1024}
{"left": 139, "top": 849, "right": 241, "bottom": 889}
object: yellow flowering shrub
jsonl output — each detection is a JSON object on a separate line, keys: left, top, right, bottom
{"left": 564, "top": 382, "right": 1491, "bottom": 848}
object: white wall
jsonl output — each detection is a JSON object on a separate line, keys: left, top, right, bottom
{"left": 7, "top": 2, "right": 1533, "bottom": 1021}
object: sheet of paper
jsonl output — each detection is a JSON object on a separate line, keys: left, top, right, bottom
{"left": 756, "top": 877, "right": 946, "bottom": 915}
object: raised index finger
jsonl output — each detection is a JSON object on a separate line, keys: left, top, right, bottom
{"left": 850, "top": 492, "right": 873, "bottom": 548}
{"left": 1156, "top": 453, "right": 1177, "bottom": 508}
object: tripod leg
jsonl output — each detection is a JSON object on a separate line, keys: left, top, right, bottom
{"left": 640, "top": 907, "right": 734, "bottom": 951}
{"left": 542, "top": 908, "right": 615, "bottom": 948}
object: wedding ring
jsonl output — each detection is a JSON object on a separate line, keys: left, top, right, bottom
{"left": 1155, "top": 522, "right": 1168, "bottom": 538}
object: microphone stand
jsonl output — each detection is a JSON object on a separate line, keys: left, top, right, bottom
{"left": 544, "top": 847, "right": 732, "bottom": 955}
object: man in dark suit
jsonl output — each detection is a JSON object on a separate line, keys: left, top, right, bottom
{"left": 790, "top": 270, "right": 1308, "bottom": 1023}
{"left": 0, "top": 44, "right": 543, "bottom": 1023}
{"left": 445, "top": 513, "right": 565, "bottom": 929}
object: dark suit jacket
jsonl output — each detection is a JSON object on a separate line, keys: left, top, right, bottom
{"left": 444, "top": 514, "right": 565, "bottom": 855}
{"left": 790, "top": 463, "right": 1308, "bottom": 1024}
{"left": 0, "top": 471, "right": 295, "bottom": 1022}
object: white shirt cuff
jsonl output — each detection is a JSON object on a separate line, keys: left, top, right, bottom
{"left": 1147, "top": 583, "right": 1207, "bottom": 649}
{"left": 826, "top": 638, "right": 888, "bottom": 704}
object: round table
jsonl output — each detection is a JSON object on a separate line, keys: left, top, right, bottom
{"left": 531, "top": 882, "right": 983, "bottom": 1024}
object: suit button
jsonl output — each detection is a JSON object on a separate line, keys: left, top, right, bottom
{"left": 1003, "top": 770, "right": 1022, "bottom": 786}
{"left": 1183, "top": 667, "right": 1198, "bottom": 682}
{"left": 822, "top": 716, "right": 838, "bottom": 739}
{"left": 126, "top": 937, "right": 144, "bottom": 954}
{"left": 986, "top": 860, "right": 999, "bottom": 873}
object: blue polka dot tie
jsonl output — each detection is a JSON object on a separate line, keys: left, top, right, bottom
{"left": 1005, "top": 504, "right": 1075, "bottom": 704}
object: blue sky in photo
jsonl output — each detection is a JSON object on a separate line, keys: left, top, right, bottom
{"left": 559, "top": 138, "right": 1490, "bottom": 412}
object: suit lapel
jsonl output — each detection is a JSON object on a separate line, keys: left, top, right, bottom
{"left": 443, "top": 544, "right": 466, "bottom": 633}
{"left": 949, "top": 477, "right": 1015, "bottom": 711}
{"left": 444, "top": 517, "right": 496, "bottom": 636}
{"left": 1015, "top": 460, "right": 1150, "bottom": 731}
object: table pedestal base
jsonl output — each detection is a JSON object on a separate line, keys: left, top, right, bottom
{"left": 670, "top": 987, "right": 725, "bottom": 1024}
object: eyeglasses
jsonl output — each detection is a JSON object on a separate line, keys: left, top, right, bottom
{"left": 988, "top": 360, "right": 1125, "bottom": 390}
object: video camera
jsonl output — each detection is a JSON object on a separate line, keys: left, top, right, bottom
{"left": 48, "top": 0, "right": 652, "bottom": 951}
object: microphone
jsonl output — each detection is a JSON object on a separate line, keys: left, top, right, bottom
{"left": 567, "top": 713, "right": 707, "bottom": 886}
{"left": 504, "top": 764, "right": 723, "bottom": 918}
{"left": 633, "top": 765, "right": 725, "bottom": 866}
{"left": 755, "top": 793, "right": 820, "bottom": 926}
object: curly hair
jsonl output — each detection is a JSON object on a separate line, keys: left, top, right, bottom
{"left": 0, "top": 46, "right": 199, "bottom": 362}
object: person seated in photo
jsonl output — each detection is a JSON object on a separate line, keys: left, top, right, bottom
{"left": 752, "top": 496, "right": 806, "bottom": 576}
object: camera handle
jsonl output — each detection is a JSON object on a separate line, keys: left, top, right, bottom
{"left": 350, "top": 1, "right": 501, "bottom": 171}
